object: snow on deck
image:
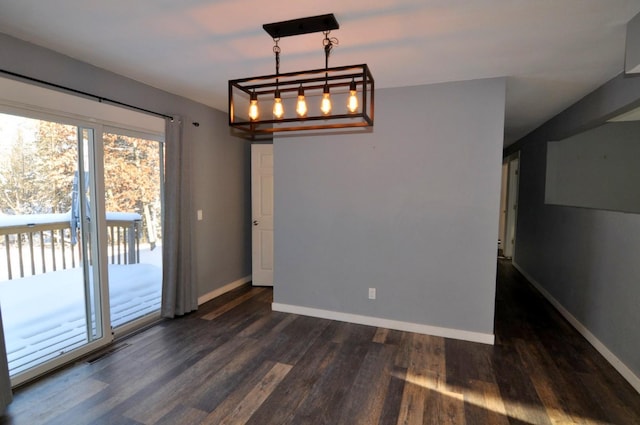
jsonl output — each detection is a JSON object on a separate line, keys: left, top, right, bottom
{"left": 0, "top": 262, "right": 161, "bottom": 376}
{"left": 0, "top": 211, "right": 142, "bottom": 227}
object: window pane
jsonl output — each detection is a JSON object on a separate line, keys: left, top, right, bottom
{"left": 103, "top": 132, "right": 163, "bottom": 328}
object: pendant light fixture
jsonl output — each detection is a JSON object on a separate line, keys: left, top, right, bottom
{"left": 229, "top": 14, "right": 374, "bottom": 139}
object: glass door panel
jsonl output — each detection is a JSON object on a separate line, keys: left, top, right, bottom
{"left": 0, "top": 113, "right": 108, "bottom": 381}
{"left": 103, "top": 131, "right": 163, "bottom": 329}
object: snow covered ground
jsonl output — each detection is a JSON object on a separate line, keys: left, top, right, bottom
{"left": 0, "top": 246, "right": 161, "bottom": 376}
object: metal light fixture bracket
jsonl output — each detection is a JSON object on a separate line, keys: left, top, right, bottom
{"left": 228, "top": 14, "right": 374, "bottom": 140}
{"left": 263, "top": 14, "right": 339, "bottom": 39}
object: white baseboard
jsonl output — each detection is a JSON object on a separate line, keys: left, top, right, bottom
{"left": 271, "top": 302, "right": 494, "bottom": 345}
{"left": 513, "top": 261, "right": 640, "bottom": 394}
{"left": 198, "top": 275, "right": 252, "bottom": 305}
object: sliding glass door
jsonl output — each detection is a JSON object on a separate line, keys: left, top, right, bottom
{"left": 0, "top": 114, "right": 110, "bottom": 384}
{"left": 0, "top": 111, "right": 164, "bottom": 385}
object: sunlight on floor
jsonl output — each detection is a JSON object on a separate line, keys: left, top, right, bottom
{"left": 399, "top": 371, "right": 592, "bottom": 424}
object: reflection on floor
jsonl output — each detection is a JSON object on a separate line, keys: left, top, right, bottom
{"left": 0, "top": 263, "right": 161, "bottom": 375}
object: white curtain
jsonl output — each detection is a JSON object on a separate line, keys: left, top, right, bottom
{"left": 0, "top": 306, "right": 12, "bottom": 413}
{"left": 161, "top": 117, "right": 197, "bottom": 317}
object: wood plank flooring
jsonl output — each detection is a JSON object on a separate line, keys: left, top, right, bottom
{"left": 2, "top": 259, "right": 639, "bottom": 424}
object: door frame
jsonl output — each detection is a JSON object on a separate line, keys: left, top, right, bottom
{"left": 104, "top": 126, "right": 165, "bottom": 339}
{"left": 502, "top": 153, "right": 520, "bottom": 259}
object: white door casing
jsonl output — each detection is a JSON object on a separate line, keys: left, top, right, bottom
{"left": 498, "top": 163, "right": 508, "bottom": 252}
{"left": 504, "top": 156, "right": 519, "bottom": 259}
{"left": 251, "top": 144, "right": 274, "bottom": 286}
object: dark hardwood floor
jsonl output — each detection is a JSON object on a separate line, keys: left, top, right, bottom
{"left": 2, "top": 259, "right": 639, "bottom": 424}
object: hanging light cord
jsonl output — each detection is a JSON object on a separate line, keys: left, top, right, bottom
{"left": 273, "top": 38, "right": 281, "bottom": 75}
{"left": 273, "top": 38, "right": 281, "bottom": 82}
{"left": 323, "top": 31, "right": 339, "bottom": 72}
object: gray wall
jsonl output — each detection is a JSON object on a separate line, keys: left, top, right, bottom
{"left": 626, "top": 11, "right": 640, "bottom": 74}
{"left": 274, "top": 78, "right": 506, "bottom": 336}
{"left": 513, "top": 74, "right": 640, "bottom": 378}
{"left": 0, "top": 33, "right": 252, "bottom": 297}
{"left": 545, "top": 121, "right": 640, "bottom": 213}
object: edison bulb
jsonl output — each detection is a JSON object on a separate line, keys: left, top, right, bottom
{"left": 296, "top": 95, "right": 307, "bottom": 117}
{"left": 273, "top": 97, "right": 284, "bottom": 119}
{"left": 320, "top": 83, "right": 332, "bottom": 115}
{"left": 347, "top": 90, "right": 358, "bottom": 113}
{"left": 248, "top": 99, "right": 259, "bottom": 121}
{"left": 321, "top": 92, "right": 332, "bottom": 115}
{"left": 347, "top": 79, "right": 358, "bottom": 113}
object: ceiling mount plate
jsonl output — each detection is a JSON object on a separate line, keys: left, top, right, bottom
{"left": 263, "top": 14, "right": 339, "bottom": 39}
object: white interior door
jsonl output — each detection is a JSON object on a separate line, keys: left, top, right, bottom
{"left": 251, "top": 144, "right": 274, "bottom": 286}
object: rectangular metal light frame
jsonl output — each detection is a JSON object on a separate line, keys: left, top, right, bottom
{"left": 229, "top": 63, "right": 374, "bottom": 139}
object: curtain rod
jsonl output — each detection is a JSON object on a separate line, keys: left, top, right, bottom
{"left": 0, "top": 69, "right": 174, "bottom": 121}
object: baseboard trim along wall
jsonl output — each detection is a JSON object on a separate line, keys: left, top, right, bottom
{"left": 271, "top": 302, "right": 495, "bottom": 345}
{"left": 513, "top": 261, "right": 640, "bottom": 394}
{"left": 198, "top": 275, "right": 252, "bottom": 306}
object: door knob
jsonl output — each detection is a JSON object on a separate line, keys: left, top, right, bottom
{"left": 253, "top": 220, "right": 259, "bottom": 226}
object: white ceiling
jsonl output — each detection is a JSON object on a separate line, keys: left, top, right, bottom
{"left": 1, "top": 0, "right": 639, "bottom": 145}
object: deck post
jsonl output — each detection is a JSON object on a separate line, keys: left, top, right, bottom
{"left": 127, "top": 222, "right": 138, "bottom": 264}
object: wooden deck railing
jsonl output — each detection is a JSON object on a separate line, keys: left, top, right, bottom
{"left": 0, "top": 213, "right": 141, "bottom": 281}
{"left": 106, "top": 217, "right": 141, "bottom": 265}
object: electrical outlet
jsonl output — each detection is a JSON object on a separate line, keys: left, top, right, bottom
{"left": 197, "top": 210, "right": 203, "bottom": 221}
{"left": 368, "top": 288, "right": 376, "bottom": 300}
